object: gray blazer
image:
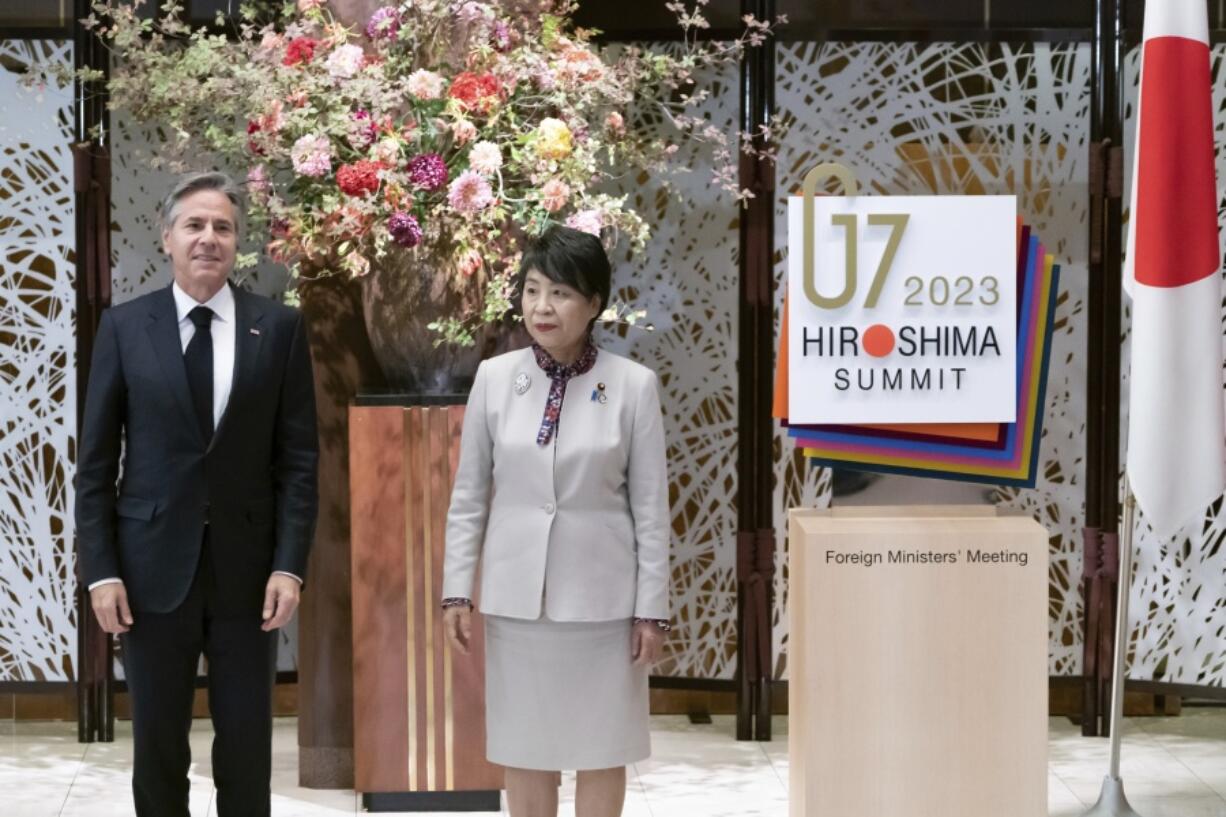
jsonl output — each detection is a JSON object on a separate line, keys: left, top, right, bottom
{"left": 442, "top": 346, "right": 670, "bottom": 621}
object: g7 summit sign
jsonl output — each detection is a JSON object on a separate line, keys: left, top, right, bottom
{"left": 787, "top": 183, "right": 1017, "bottom": 425}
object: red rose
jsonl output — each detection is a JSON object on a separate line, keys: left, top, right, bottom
{"left": 336, "top": 160, "right": 383, "bottom": 197}
{"left": 283, "top": 37, "right": 318, "bottom": 67}
{"left": 246, "top": 120, "right": 265, "bottom": 155}
{"left": 448, "top": 72, "right": 502, "bottom": 115}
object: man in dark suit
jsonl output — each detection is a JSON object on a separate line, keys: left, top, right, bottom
{"left": 75, "top": 171, "right": 319, "bottom": 817}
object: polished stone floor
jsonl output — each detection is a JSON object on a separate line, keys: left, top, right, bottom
{"left": 3, "top": 711, "right": 1225, "bottom": 816}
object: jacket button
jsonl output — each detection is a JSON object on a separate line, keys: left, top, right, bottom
{"left": 544, "top": 503, "right": 555, "bottom": 514}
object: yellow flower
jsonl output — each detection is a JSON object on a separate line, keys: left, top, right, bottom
{"left": 534, "top": 118, "right": 573, "bottom": 160}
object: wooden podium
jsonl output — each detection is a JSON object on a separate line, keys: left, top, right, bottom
{"left": 349, "top": 401, "right": 504, "bottom": 811}
{"left": 788, "top": 506, "right": 1048, "bottom": 817}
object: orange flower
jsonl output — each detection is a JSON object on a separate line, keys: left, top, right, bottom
{"left": 448, "top": 72, "right": 503, "bottom": 116}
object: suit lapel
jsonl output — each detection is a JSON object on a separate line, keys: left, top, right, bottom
{"left": 146, "top": 286, "right": 207, "bottom": 447}
{"left": 210, "top": 284, "right": 264, "bottom": 450}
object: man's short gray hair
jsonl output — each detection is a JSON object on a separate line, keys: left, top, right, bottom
{"left": 160, "top": 171, "right": 244, "bottom": 233}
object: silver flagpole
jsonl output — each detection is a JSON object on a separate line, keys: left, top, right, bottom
{"left": 1081, "top": 474, "right": 1141, "bottom": 817}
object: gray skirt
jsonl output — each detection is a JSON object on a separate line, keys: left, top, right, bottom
{"left": 484, "top": 615, "right": 650, "bottom": 771}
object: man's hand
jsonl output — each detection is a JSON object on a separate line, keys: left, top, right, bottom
{"left": 91, "top": 582, "right": 133, "bottom": 634}
{"left": 442, "top": 605, "right": 473, "bottom": 655}
{"left": 631, "top": 621, "right": 665, "bottom": 667}
{"left": 261, "top": 574, "right": 301, "bottom": 632}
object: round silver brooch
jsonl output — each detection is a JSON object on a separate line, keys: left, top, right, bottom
{"left": 514, "top": 372, "right": 532, "bottom": 395}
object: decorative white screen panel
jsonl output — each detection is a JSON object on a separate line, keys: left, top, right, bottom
{"left": 0, "top": 40, "right": 77, "bottom": 682}
{"left": 772, "top": 41, "right": 1093, "bottom": 677}
{"left": 1117, "top": 46, "right": 1226, "bottom": 688}
{"left": 601, "top": 49, "right": 741, "bottom": 679}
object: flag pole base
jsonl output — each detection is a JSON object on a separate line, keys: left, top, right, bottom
{"left": 1080, "top": 776, "right": 1143, "bottom": 817}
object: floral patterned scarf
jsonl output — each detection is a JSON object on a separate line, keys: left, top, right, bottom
{"left": 533, "top": 339, "right": 598, "bottom": 446}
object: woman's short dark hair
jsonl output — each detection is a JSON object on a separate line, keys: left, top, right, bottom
{"left": 516, "top": 226, "right": 612, "bottom": 315}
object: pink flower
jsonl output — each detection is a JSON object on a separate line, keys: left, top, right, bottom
{"left": 539, "top": 179, "right": 570, "bottom": 213}
{"left": 566, "top": 209, "right": 603, "bottom": 236}
{"left": 291, "top": 134, "right": 333, "bottom": 177}
{"left": 451, "top": 119, "right": 477, "bottom": 145}
{"left": 534, "top": 69, "right": 557, "bottom": 91}
{"left": 348, "top": 109, "right": 377, "bottom": 149}
{"left": 605, "top": 111, "right": 625, "bottom": 135}
{"left": 554, "top": 45, "right": 605, "bottom": 86}
{"left": 455, "top": 2, "right": 490, "bottom": 25}
{"left": 447, "top": 170, "right": 494, "bottom": 213}
{"left": 260, "top": 100, "right": 285, "bottom": 134}
{"left": 467, "top": 141, "right": 502, "bottom": 176}
{"left": 366, "top": 7, "right": 402, "bottom": 39}
{"left": 247, "top": 165, "right": 271, "bottom": 195}
{"left": 259, "top": 31, "right": 285, "bottom": 52}
{"left": 456, "top": 248, "right": 483, "bottom": 277}
{"left": 326, "top": 44, "right": 365, "bottom": 79}
{"left": 491, "top": 21, "right": 512, "bottom": 51}
{"left": 406, "top": 69, "right": 445, "bottom": 101}
{"left": 297, "top": 0, "right": 325, "bottom": 11}
{"left": 341, "top": 253, "right": 371, "bottom": 278}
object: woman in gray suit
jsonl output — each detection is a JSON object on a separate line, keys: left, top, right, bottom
{"left": 442, "top": 225, "right": 671, "bottom": 817}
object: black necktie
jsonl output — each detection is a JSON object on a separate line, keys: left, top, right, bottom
{"left": 184, "top": 306, "right": 214, "bottom": 442}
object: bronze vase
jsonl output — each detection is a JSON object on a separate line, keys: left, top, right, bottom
{"left": 359, "top": 246, "right": 487, "bottom": 394}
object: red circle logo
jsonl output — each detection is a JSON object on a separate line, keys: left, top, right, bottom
{"left": 862, "top": 324, "right": 895, "bottom": 357}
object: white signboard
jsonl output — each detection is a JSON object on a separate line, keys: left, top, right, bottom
{"left": 787, "top": 195, "right": 1017, "bottom": 424}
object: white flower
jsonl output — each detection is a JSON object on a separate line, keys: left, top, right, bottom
{"left": 325, "top": 44, "right": 365, "bottom": 80}
{"left": 371, "top": 137, "right": 401, "bottom": 165}
{"left": 406, "top": 69, "right": 446, "bottom": 100}
{"left": 468, "top": 141, "right": 502, "bottom": 176}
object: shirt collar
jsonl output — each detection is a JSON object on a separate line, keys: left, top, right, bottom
{"left": 531, "top": 338, "right": 598, "bottom": 379}
{"left": 172, "top": 280, "right": 235, "bottom": 324}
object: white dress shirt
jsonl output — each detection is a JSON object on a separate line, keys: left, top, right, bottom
{"left": 172, "top": 280, "right": 236, "bottom": 429}
{"left": 88, "top": 282, "right": 300, "bottom": 592}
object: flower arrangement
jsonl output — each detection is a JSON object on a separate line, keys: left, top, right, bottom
{"left": 63, "top": 0, "right": 783, "bottom": 346}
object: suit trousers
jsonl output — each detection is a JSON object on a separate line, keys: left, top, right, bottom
{"left": 119, "top": 529, "right": 277, "bottom": 817}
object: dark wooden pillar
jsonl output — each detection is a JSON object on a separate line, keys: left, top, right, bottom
{"left": 73, "top": 0, "right": 114, "bottom": 744}
{"left": 297, "top": 277, "right": 387, "bottom": 786}
{"left": 1082, "top": 0, "right": 1125, "bottom": 738}
{"left": 735, "top": 0, "right": 778, "bottom": 742}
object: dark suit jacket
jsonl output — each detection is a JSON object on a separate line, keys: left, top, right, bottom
{"left": 74, "top": 283, "right": 319, "bottom": 614}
